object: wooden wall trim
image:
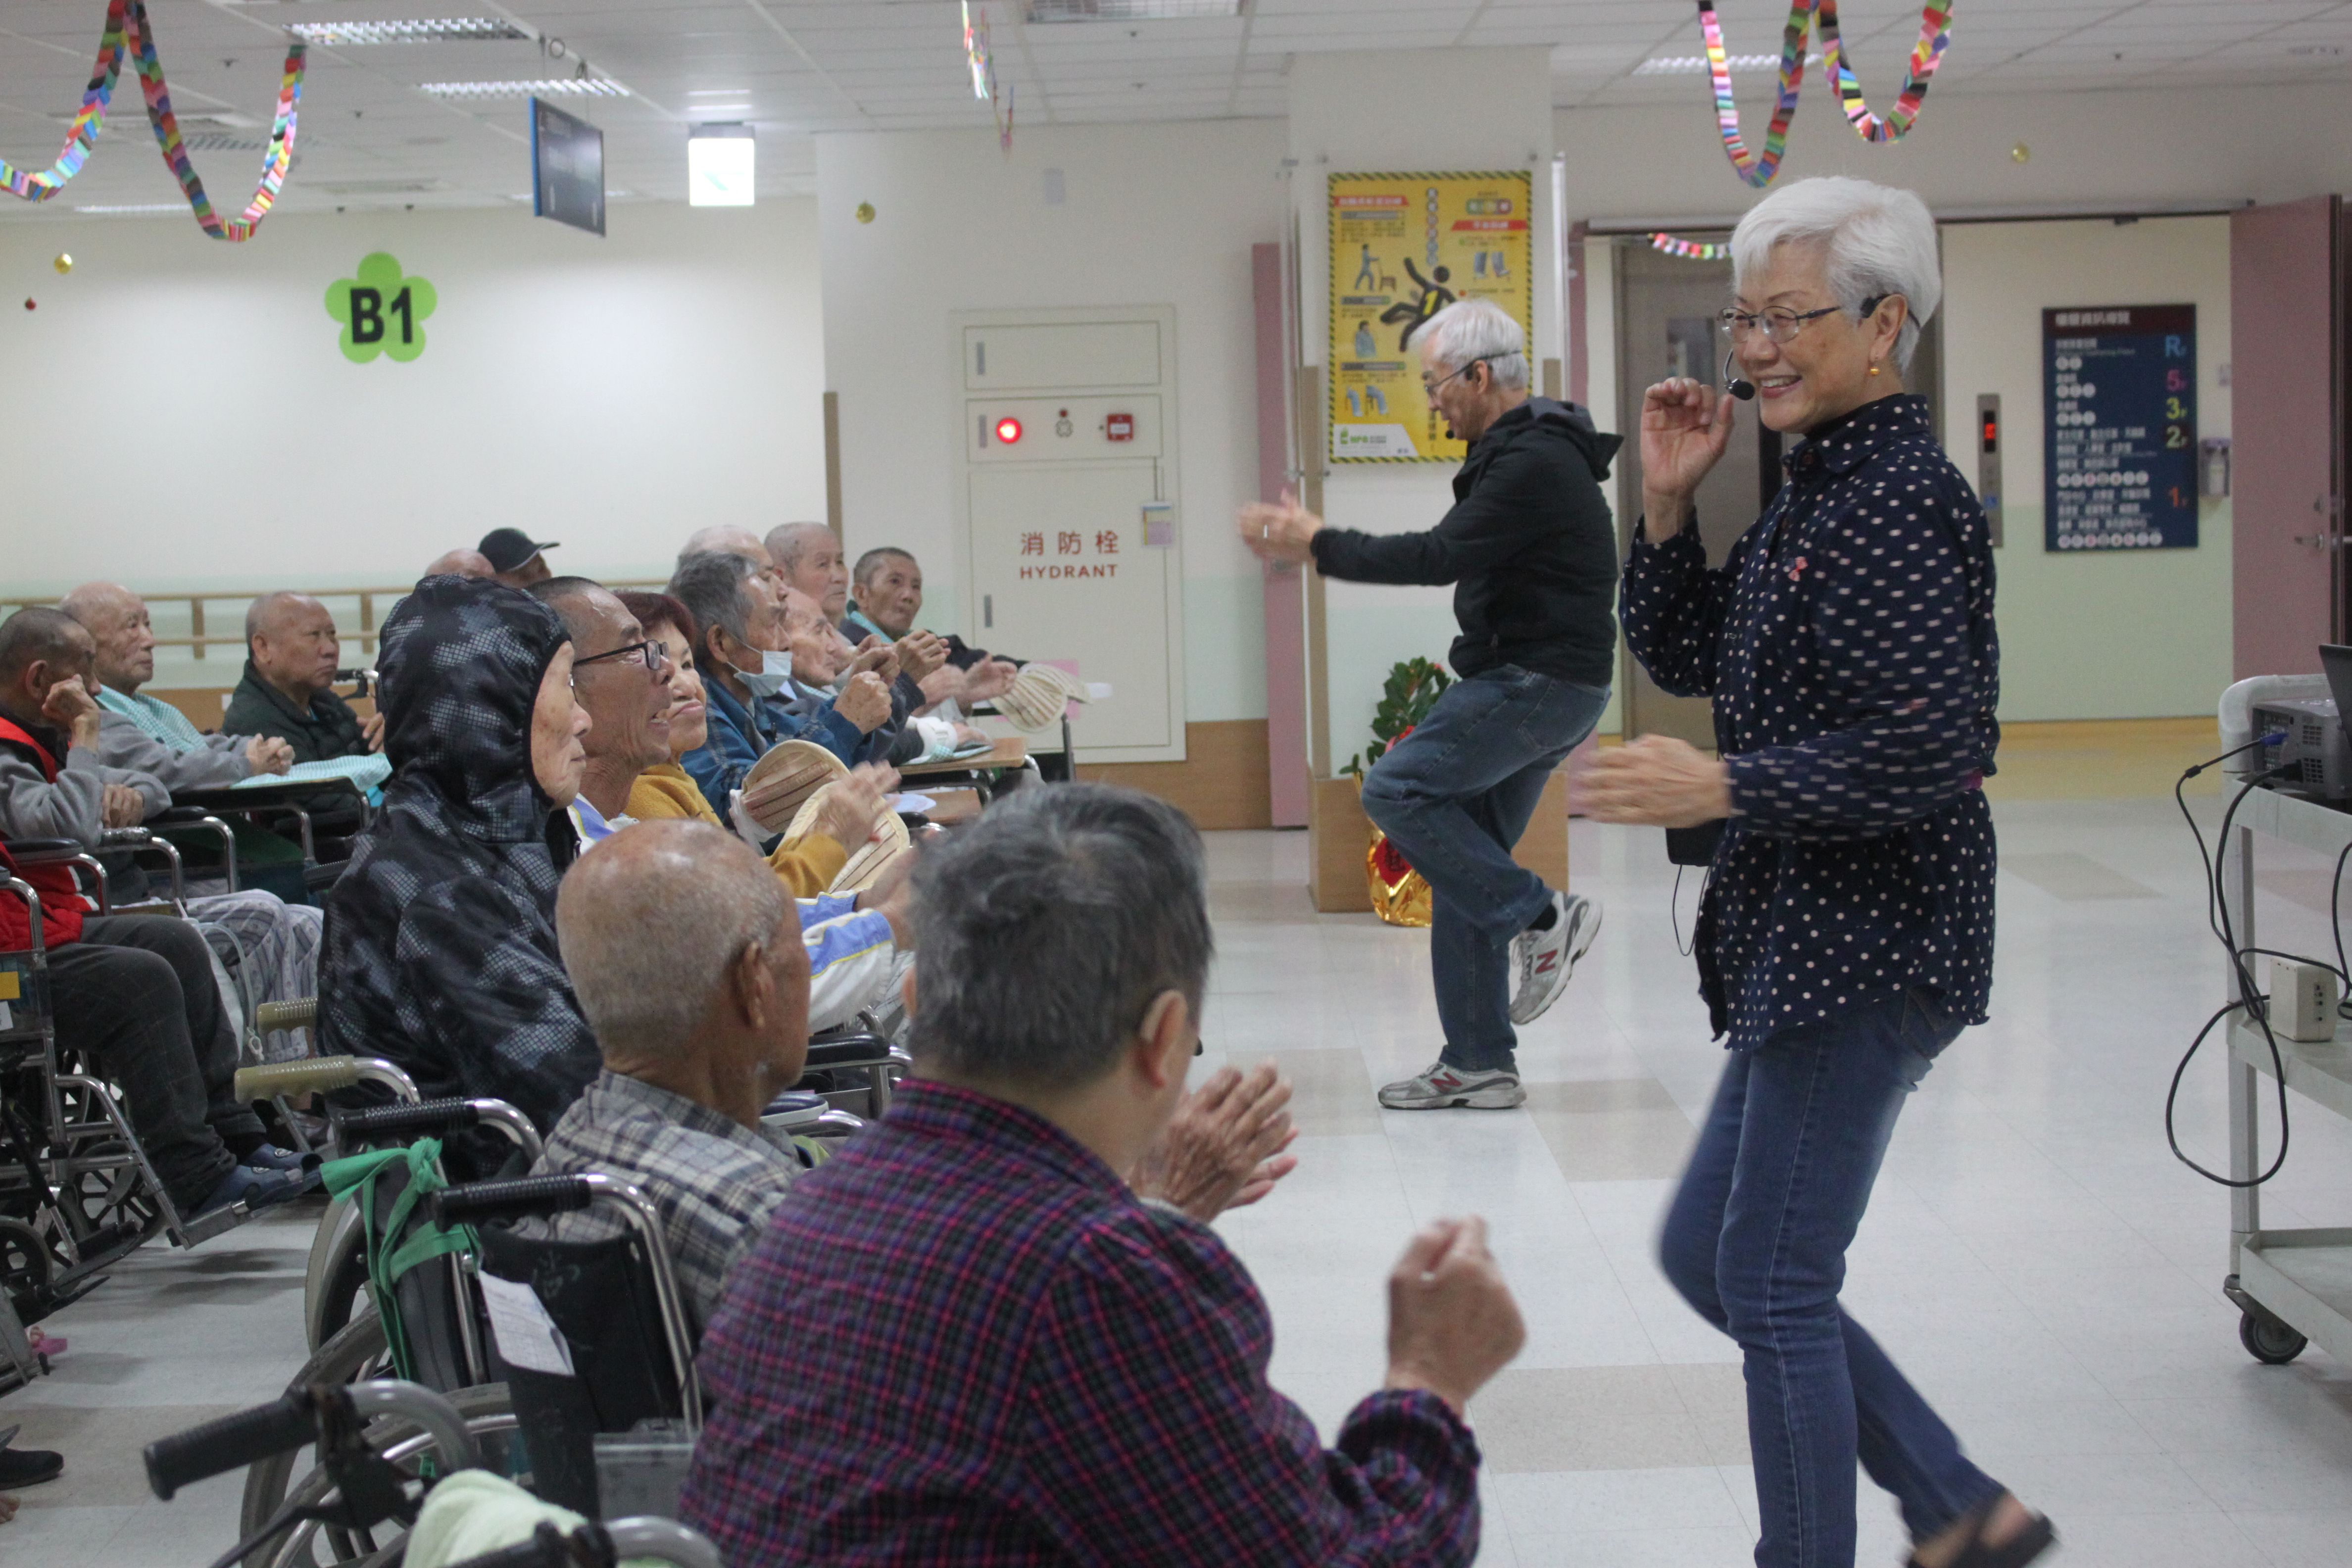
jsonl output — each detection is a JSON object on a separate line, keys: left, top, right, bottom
{"left": 1075, "top": 719, "right": 1273, "bottom": 830}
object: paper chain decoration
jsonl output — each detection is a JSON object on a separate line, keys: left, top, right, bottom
{"left": 1697, "top": 0, "right": 1955, "bottom": 188}
{"left": 1650, "top": 232, "right": 1732, "bottom": 261}
{"left": 0, "top": 0, "right": 304, "bottom": 242}
{"left": 960, "top": 0, "right": 1015, "bottom": 153}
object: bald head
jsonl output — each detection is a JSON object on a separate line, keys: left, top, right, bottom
{"left": 424, "top": 548, "right": 495, "bottom": 581}
{"left": 678, "top": 526, "right": 773, "bottom": 573}
{"left": 62, "top": 581, "right": 156, "bottom": 694}
{"left": 246, "top": 592, "right": 341, "bottom": 703}
{"left": 557, "top": 819, "right": 802, "bottom": 1072}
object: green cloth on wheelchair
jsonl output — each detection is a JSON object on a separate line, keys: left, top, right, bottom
{"left": 404, "top": 1471, "right": 668, "bottom": 1568}
{"left": 322, "top": 1140, "right": 476, "bottom": 1384}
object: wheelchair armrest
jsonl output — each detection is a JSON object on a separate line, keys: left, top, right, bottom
{"left": 146, "top": 806, "right": 214, "bottom": 826}
{"left": 801, "top": 1029, "right": 893, "bottom": 1071}
{"left": 1, "top": 838, "right": 85, "bottom": 861}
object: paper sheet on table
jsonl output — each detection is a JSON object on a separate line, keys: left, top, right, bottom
{"left": 889, "top": 793, "right": 937, "bottom": 814}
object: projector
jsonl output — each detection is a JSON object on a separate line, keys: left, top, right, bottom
{"left": 2255, "top": 696, "right": 2352, "bottom": 803}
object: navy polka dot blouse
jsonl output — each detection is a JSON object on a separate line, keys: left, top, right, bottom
{"left": 1622, "top": 393, "right": 2000, "bottom": 1049}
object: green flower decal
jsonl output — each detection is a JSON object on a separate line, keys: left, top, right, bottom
{"left": 326, "top": 252, "right": 437, "bottom": 363}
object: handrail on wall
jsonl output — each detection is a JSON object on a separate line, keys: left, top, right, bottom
{"left": 0, "top": 580, "right": 669, "bottom": 661}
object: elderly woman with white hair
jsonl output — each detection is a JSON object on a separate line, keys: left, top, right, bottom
{"left": 1584, "top": 178, "right": 2048, "bottom": 1568}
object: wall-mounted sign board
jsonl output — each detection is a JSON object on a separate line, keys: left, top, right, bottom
{"left": 2043, "top": 303, "right": 2197, "bottom": 552}
{"left": 1328, "top": 171, "right": 1531, "bottom": 463}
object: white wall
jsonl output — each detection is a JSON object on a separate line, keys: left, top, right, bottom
{"left": 2, "top": 199, "right": 829, "bottom": 687}
{"left": 815, "top": 118, "right": 1285, "bottom": 728}
{"left": 1291, "top": 49, "right": 1558, "bottom": 767}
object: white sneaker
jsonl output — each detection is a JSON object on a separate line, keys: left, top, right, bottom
{"left": 1509, "top": 891, "right": 1600, "bottom": 1025}
{"left": 1377, "top": 1062, "right": 1526, "bottom": 1110}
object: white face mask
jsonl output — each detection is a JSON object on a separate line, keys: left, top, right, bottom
{"left": 733, "top": 647, "right": 794, "bottom": 700}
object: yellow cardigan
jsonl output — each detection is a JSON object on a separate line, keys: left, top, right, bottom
{"left": 626, "top": 762, "right": 847, "bottom": 898}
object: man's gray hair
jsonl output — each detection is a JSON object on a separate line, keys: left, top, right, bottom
{"left": 676, "top": 525, "right": 767, "bottom": 570}
{"left": 766, "top": 522, "right": 834, "bottom": 573}
{"left": 851, "top": 546, "right": 914, "bottom": 591}
{"left": 0, "top": 606, "right": 92, "bottom": 684}
{"left": 1420, "top": 298, "right": 1528, "bottom": 392}
{"left": 557, "top": 820, "right": 789, "bottom": 1065}
{"left": 910, "top": 784, "right": 1213, "bottom": 1089}
{"left": 666, "top": 550, "right": 756, "bottom": 653}
{"left": 244, "top": 590, "right": 318, "bottom": 644}
{"left": 528, "top": 576, "right": 611, "bottom": 648}
{"left": 1730, "top": 175, "right": 1940, "bottom": 370}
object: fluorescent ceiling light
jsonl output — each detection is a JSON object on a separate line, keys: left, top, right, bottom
{"left": 1637, "top": 53, "right": 1822, "bottom": 76}
{"left": 688, "top": 124, "right": 755, "bottom": 207}
{"left": 289, "top": 18, "right": 526, "bottom": 45}
{"left": 72, "top": 203, "right": 185, "bottom": 213}
{"left": 419, "top": 79, "right": 625, "bottom": 98}
{"left": 1026, "top": 0, "right": 1244, "bottom": 21}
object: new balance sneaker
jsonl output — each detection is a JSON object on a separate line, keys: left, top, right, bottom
{"left": 1377, "top": 1062, "right": 1526, "bottom": 1111}
{"left": 1509, "top": 891, "right": 1601, "bottom": 1026}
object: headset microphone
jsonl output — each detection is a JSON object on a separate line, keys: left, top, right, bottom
{"left": 1724, "top": 348, "right": 1756, "bottom": 402}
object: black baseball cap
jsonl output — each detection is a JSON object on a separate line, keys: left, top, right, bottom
{"left": 479, "top": 527, "right": 558, "bottom": 573}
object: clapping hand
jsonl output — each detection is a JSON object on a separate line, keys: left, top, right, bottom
{"left": 1130, "top": 1064, "right": 1300, "bottom": 1223}
{"left": 1237, "top": 487, "right": 1322, "bottom": 566}
{"left": 1581, "top": 735, "right": 1733, "bottom": 829}
{"left": 1384, "top": 1217, "right": 1526, "bottom": 1417}
{"left": 1639, "top": 378, "right": 1737, "bottom": 534}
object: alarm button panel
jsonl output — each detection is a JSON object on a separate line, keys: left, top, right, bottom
{"left": 969, "top": 396, "right": 1161, "bottom": 462}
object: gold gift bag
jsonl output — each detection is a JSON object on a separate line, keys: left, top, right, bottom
{"left": 1367, "top": 829, "right": 1432, "bottom": 928}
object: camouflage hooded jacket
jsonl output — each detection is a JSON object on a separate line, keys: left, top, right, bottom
{"left": 318, "top": 575, "right": 598, "bottom": 1175}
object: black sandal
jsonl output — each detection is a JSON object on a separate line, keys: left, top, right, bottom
{"left": 1906, "top": 1496, "right": 2056, "bottom": 1568}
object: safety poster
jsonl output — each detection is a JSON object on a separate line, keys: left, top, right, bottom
{"left": 1328, "top": 171, "right": 1533, "bottom": 463}
{"left": 2041, "top": 303, "right": 2197, "bottom": 551}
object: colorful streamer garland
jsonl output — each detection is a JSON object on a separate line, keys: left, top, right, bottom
{"left": 0, "top": 0, "right": 304, "bottom": 242}
{"left": 1650, "top": 232, "right": 1732, "bottom": 261}
{"left": 1696, "top": 0, "right": 1956, "bottom": 188}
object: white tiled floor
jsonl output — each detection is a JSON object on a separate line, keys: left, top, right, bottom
{"left": 8, "top": 798, "right": 2352, "bottom": 1566}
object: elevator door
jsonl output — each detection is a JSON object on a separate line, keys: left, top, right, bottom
{"left": 1612, "top": 240, "right": 1767, "bottom": 749}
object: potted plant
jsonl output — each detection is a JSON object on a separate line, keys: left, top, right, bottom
{"left": 1343, "top": 657, "right": 1451, "bottom": 927}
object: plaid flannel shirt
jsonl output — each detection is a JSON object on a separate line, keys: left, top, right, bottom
{"left": 532, "top": 1070, "right": 798, "bottom": 1335}
{"left": 682, "top": 1079, "right": 1483, "bottom": 1567}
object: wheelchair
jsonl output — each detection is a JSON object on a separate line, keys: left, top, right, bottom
{"left": 0, "top": 835, "right": 284, "bottom": 1326}
{"left": 146, "top": 1376, "right": 719, "bottom": 1568}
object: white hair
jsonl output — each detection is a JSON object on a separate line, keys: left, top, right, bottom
{"left": 1730, "top": 176, "right": 1940, "bottom": 369}
{"left": 1418, "top": 298, "right": 1528, "bottom": 392}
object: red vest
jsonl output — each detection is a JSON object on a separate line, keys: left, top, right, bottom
{"left": 0, "top": 715, "right": 90, "bottom": 948}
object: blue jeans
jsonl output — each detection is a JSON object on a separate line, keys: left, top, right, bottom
{"left": 1358, "top": 665, "right": 1609, "bottom": 1073}
{"left": 1659, "top": 989, "right": 2004, "bottom": 1568}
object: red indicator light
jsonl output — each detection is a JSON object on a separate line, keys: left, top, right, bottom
{"left": 994, "top": 416, "right": 1023, "bottom": 444}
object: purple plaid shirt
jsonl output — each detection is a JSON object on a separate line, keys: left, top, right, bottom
{"left": 681, "top": 1079, "right": 1483, "bottom": 1567}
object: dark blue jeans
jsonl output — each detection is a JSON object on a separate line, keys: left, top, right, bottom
{"left": 1660, "top": 989, "right": 2003, "bottom": 1568}
{"left": 1358, "top": 665, "right": 1608, "bottom": 1073}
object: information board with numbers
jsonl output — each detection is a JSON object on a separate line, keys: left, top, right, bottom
{"left": 2042, "top": 303, "right": 2197, "bottom": 552}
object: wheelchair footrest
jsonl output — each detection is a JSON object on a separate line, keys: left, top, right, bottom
{"left": 174, "top": 1200, "right": 247, "bottom": 1248}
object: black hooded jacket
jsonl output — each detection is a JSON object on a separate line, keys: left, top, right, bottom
{"left": 318, "top": 576, "right": 595, "bottom": 1175}
{"left": 1308, "top": 396, "right": 1622, "bottom": 687}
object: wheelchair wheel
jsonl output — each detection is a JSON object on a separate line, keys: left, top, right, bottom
{"left": 0, "top": 1216, "right": 50, "bottom": 1317}
{"left": 239, "top": 1310, "right": 396, "bottom": 1552}
{"left": 67, "top": 1158, "right": 162, "bottom": 1242}
{"left": 303, "top": 1194, "right": 368, "bottom": 1353}
{"left": 240, "top": 1380, "right": 518, "bottom": 1568}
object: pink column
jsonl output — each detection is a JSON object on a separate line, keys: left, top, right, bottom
{"left": 1255, "top": 241, "right": 1310, "bottom": 827}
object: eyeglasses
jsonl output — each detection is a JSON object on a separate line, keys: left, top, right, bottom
{"left": 1718, "top": 296, "right": 1888, "bottom": 345}
{"left": 572, "top": 639, "right": 669, "bottom": 676}
{"left": 1421, "top": 356, "right": 1494, "bottom": 397}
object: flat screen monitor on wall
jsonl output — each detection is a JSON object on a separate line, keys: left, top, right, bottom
{"left": 531, "top": 98, "right": 604, "bottom": 236}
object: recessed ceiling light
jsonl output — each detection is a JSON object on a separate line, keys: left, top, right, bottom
{"left": 288, "top": 18, "right": 527, "bottom": 45}
{"left": 72, "top": 203, "right": 185, "bottom": 214}
{"left": 689, "top": 124, "right": 755, "bottom": 208}
{"left": 1026, "top": 0, "right": 1244, "bottom": 21}
{"left": 1635, "top": 53, "right": 1822, "bottom": 76}
{"left": 418, "top": 79, "right": 626, "bottom": 98}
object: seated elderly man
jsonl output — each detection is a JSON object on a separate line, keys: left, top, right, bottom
{"left": 845, "top": 546, "right": 1020, "bottom": 713}
{"left": 60, "top": 582, "right": 311, "bottom": 904}
{"left": 532, "top": 577, "right": 909, "bottom": 1033}
{"left": 0, "top": 613, "right": 312, "bottom": 1215}
{"left": 0, "top": 608, "right": 326, "bottom": 1053}
{"left": 539, "top": 819, "right": 815, "bottom": 1333}
{"left": 223, "top": 593, "right": 383, "bottom": 762}
{"left": 779, "top": 587, "right": 976, "bottom": 769}
{"left": 319, "top": 576, "right": 598, "bottom": 1177}
{"left": 684, "top": 785, "right": 1525, "bottom": 1566}
{"left": 767, "top": 522, "right": 850, "bottom": 627}
{"left": 664, "top": 552, "right": 892, "bottom": 808}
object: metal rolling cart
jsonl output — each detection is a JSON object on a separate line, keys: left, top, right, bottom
{"left": 2217, "top": 747, "right": 2352, "bottom": 1367}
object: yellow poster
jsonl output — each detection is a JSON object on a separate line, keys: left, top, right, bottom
{"left": 1328, "top": 170, "right": 1532, "bottom": 464}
